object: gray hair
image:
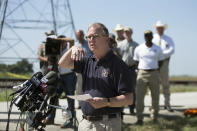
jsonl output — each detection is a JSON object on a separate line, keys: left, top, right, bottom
{"left": 88, "top": 22, "right": 109, "bottom": 36}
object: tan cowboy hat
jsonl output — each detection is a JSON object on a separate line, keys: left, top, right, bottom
{"left": 124, "top": 26, "right": 133, "bottom": 32}
{"left": 153, "top": 20, "right": 168, "bottom": 30}
{"left": 113, "top": 24, "right": 124, "bottom": 32}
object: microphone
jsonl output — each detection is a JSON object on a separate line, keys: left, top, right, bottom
{"left": 44, "top": 71, "right": 57, "bottom": 85}
{"left": 46, "top": 85, "right": 56, "bottom": 97}
{"left": 40, "top": 71, "right": 57, "bottom": 97}
{"left": 13, "top": 80, "right": 28, "bottom": 89}
{"left": 10, "top": 81, "right": 28, "bottom": 96}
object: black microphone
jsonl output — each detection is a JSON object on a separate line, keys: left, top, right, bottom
{"left": 45, "top": 71, "right": 57, "bottom": 85}
{"left": 33, "top": 72, "right": 43, "bottom": 80}
{"left": 46, "top": 85, "right": 57, "bottom": 97}
{"left": 9, "top": 87, "right": 25, "bottom": 96}
{"left": 10, "top": 72, "right": 43, "bottom": 96}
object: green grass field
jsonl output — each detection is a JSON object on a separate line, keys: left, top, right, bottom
{"left": 0, "top": 89, "right": 13, "bottom": 101}
{"left": 170, "top": 75, "right": 197, "bottom": 81}
{"left": 123, "top": 116, "right": 197, "bottom": 131}
{"left": 0, "top": 71, "right": 31, "bottom": 79}
{"left": 170, "top": 85, "right": 197, "bottom": 93}
{"left": 0, "top": 72, "right": 32, "bottom": 101}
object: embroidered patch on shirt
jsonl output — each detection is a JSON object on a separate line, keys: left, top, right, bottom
{"left": 102, "top": 69, "right": 109, "bottom": 78}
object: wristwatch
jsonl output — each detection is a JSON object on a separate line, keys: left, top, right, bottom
{"left": 106, "top": 98, "right": 111, "bottom": 106}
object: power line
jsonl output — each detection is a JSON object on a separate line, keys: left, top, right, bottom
{"left": 0, "top": 0, "right": 76, "bottom": 72}
{"left": 0, "top": 0, "right": 9, "bottom": 43}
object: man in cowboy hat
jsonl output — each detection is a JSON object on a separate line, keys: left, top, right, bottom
{"left": 113, "top": 24, "right": 125, "bottom": 47}
{"left": 152, "top": 20, "right": 175, "bottom": 112}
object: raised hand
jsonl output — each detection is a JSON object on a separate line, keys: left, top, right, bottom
{"left": 71, "top": 46, "right": 85, "bottom": 61}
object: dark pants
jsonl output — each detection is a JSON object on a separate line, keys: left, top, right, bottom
{"left": 59, "top": 72, "right": 77, "bottom": 121}
{"left": 128, "top": 67, "right": 137, "bottom": 112}
{"left": 47, "top": 72, "right": 77, "bottom": 121}
{"left": 47, "top": 94, "right": 59, "bottom": 120}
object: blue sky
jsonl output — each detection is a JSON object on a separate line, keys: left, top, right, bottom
{"left": 2, "top": 0, "right": 197, "bottom": 76}
{"left": 69, "top": 0, "right": 197, "bottom": 76}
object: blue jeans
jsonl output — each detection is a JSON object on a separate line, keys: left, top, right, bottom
{"left": 59, "top": 72, "right": 77, "bottom": 121}
{"left": 47, "top": 94, "right": 59, "bottom": 120}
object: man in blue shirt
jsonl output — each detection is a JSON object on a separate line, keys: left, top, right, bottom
{"left": 75, "top": 29, "right": 92, "bottom": 109}
{"left": 76, "top": 29, "right": 92, "bottom": 55}
{"left": 59, "top": 23, "right": 133, "bottom": 131}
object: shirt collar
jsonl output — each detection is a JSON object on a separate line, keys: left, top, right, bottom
{"left": 91, "top": 49, "right": 114, "bottom": 62}
{"left": 156, "top": 33, "right": 165, "bottom": 38}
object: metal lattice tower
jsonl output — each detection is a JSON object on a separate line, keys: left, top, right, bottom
{"left": 0, "top": 0, "right": 76, "bottom": 71}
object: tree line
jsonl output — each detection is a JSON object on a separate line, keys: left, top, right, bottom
{"left": 0, "top": 59, "right": 33, "bottom": 74}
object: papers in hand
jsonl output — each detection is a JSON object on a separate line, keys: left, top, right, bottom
{"left": 67, "top": 94, "right": 92, "bottom": 101}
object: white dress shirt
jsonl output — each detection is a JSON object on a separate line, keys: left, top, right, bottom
{"left": 134, "top": 43, "right": 164, "bottom": 70}
{"left": 152, "top": 34, "right": 175, "bottom": 59}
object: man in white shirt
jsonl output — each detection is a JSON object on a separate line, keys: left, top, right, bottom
{"left": 152, "top": 21, "right": 175, "bottom": 112}
{"left": 118, "top": 27, "right": 138, "bottom": 114}
{"left": 134, "top": 30, "right": 164, "bottom": 125}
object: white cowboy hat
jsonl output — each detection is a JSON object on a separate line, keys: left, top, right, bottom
{"left": 113, "top": 24, "right": 124, "bottom": 32}
{"left": 153, "top": 20, "right": 168, "bottom": 29}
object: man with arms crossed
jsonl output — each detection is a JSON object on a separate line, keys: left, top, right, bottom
{"left": 59, "top": 22, "right": 133, "bottom": 131}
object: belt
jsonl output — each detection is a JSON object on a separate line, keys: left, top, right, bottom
{"left": 60, "top": 72, "right": 74, "bottom": 76}
{"left": 164, "top": 57, "right": 170, "bottom": 61}
{"left": 82, "top": 114, "right": 120, "bottom": 121}
{"left": 141, "top": 69, "right": 158, "bottom": 72}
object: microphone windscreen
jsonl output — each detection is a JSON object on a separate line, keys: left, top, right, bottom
{"left": 45, "top": 71, "right": 57, "bottom": 80}
{"left": 46, "top": 77, "right": 57, "bottom": 85}
{"left": 45, "top": 71, "right": 57, "bottom": 85}
{"left": 33, "top": 72, "right": 43, "bottom": 80}
{"left": 46, "top": 85, "right": 57, "bottom": 96}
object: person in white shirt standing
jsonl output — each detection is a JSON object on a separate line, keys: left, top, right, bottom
{"left": 134, "top": 30, "right": 164, "bottom": 125}
{"left": 152, "top": 21, "right": 175, "bottom": 112}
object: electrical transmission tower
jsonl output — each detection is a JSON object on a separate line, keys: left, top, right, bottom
{"left": 0, "top": 0, "right": 76, "bottom": 71}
